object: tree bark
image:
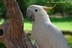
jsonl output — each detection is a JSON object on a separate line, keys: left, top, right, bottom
{"left": 0, "top": 0, "right": 32, "bottom": 48}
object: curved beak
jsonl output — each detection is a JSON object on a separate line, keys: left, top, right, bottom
{"left": 26, "top": 10, "right": 35, "bottom": 21}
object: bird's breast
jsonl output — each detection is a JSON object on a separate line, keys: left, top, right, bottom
{"left": 32, "top": 23, "right": 48, "bottom": 39}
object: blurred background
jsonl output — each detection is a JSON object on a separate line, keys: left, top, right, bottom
{"left": 0, "top": 0, "right": 72, "bottom": 48}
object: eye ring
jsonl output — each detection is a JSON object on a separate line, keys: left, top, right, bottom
{"left": 35, "top": 9, "right": 38, "bottom": 12}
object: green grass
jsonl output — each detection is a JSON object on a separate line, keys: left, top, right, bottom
{"left": 24, "top": 17, "right": 72, "bottom": 31}
{"left": 65, "top": 35, "right": 72, "bottom": 48}
{"left": 0, "top": 19, "right": 4, "bottom": 25}
{"left": 24, "top": 17, "right": 72, "bottom": 48}
{"left": 0, "top": 17, "right": 72, "bottom": 48}
{"left": 50, "top": 17, "right": 72, "bottom": 31}
{"left": 24, "top": 22, "right": 32, "bottom": 31}
{"left": 0, "top": 17, "right": 72, "bottom": 31}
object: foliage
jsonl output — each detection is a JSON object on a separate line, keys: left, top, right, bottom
{"left": 54, "top": 2, "right": 72, "bottom": 15}
{"left": 0, "top": 42, "right": 5, "bottom": 48}
{"left": 17, "top": 0, "right": 72, "bottom": 17}
{"left": 0, "top": 0, "right": 6, "bottom": 19}
{"left": 17, "top": 0, "right": 48, "bottom": 17}
{"left": 17, "top": 0, "right": 36, "bottom": 17}
{"left": 0, "top": 0, "right": 72, "bottom": 18}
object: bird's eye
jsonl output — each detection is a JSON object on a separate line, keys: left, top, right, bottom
{"left": 35, "top": 9, "right": 38, "bottom": 12}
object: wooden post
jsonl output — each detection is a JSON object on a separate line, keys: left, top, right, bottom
{"left": 0, "top": 0, "right": 32, "bottom": 48}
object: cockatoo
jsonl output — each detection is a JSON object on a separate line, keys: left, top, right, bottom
{"left": 26, "top": 5, "right": 69, "bottom": 48}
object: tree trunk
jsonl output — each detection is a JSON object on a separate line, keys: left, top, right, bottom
{"left": 0, "top": 0, "right": 32, "bottom": 48}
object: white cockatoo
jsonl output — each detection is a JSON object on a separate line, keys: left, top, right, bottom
{"left": 26, "top": 5, "right": 69, "bottom": 48}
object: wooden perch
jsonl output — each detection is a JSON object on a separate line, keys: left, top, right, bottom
{"left": 0, "top": 0, "right": 32, "bottom": 48}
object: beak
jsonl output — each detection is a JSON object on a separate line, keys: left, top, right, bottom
{"left": 26, "top": 10, "right": 35, "bottom": 21}
{"left": 42, "top": 6, "right": 53, "bottom": 11}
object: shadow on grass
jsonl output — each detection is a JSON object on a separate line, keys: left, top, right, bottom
{"left": 50, "top": 17, "right": 72, "bottom": 22}
{"left": 69, "top": 43, "right": 72, "bottom": 48}
{"left": 24, "top": 17, "right": 72, "bottom": 23}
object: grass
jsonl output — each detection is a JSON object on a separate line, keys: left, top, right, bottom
{"left": 50, "top": 17, "right": 72, "bottom": 31}
{"left": 0, "top": 17, "right": 72, "bottom": 31}
{"left": 24, "top": 17, "right": 72, "bottom": 31}
{"left": 65, "top": 35, "right": 72, "bottom": 48}
{"left": 0, "top": 17, "right": 72, "bottom": 48}
{"left": 24, "top": 17, "right": 72, "bottom": 48}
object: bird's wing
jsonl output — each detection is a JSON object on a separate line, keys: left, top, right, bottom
{"left": 45, "top": 23, "right": 69, "bottom": 48}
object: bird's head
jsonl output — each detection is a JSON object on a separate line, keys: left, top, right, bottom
{"left": 26, "top": 5, "right": 53, "bottom": 22}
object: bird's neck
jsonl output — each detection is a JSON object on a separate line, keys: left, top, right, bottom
{"left": 34, "top": 13, "right": 51, "bottom": 24}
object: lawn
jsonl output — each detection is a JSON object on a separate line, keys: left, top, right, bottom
{"left": 24, "top": 17, "right": 72, "bottom": 31}
{"left": 0, "top": 17, "right": 72, "bottom": 48}
{"left": 0, "top": 17, "right": 72, "bottom": 31}
{"left": 24, "top": 17, "right": 72, "bottom": 48}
